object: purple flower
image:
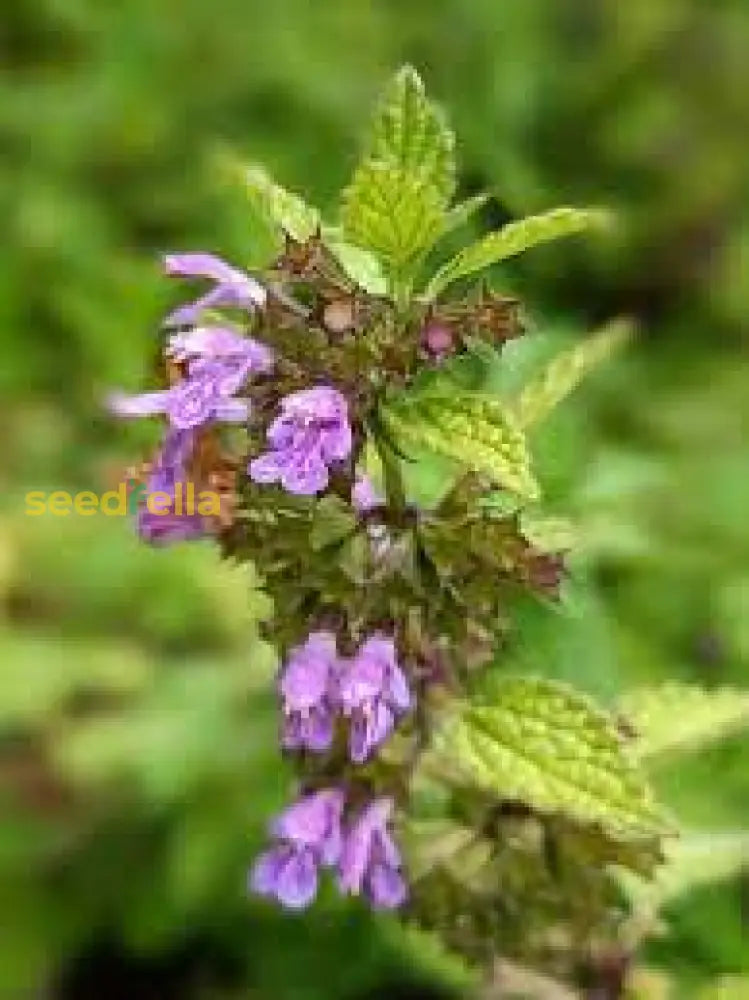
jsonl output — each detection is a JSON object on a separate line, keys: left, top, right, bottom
{"left": 249, "top": 387, "right": 353, "bottom": 496}
{"left": 339, "top": 635, "right": 411, "bottom": 763}
{"left": 250, "top": 788, "right": 344, "bottom": 910}
{"left": 108, "top": 337, "right": 273, "bottom": 432}
{"left": 352, "top": 474, "right": 382, "bottom": 514}
{"left": 167, "top": 325, "right": 273, "bottom": 372}
{"left": 137, "top": 428, "right": 207, "bottom": 545}
{"left": 279, "top": 632, "right": 339, "bottom": 753}
{"left": 163, "top": 253, "right": 266, "bottom": 327}
{"left": 338, "top": 797, "right": 407, "bottom": 909}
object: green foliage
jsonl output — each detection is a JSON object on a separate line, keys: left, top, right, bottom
{"left": 341, "top": 162, "right": 446, "bottom": 283}
{"left": 242, "top": 163, "right": 321, "bottom": 244}
{"left": 365, "top": 65, "right": 456, "bottom": 203}
{"left": 3, "top": 2, "right": 749, "bottom": 996}
{"left": 429, "top": 677, "right": 670, "bottom": 843}
{"left": 342, "top": 66, "right": 455, "bottom": 290}
{"left": 620, "top": 683, "right": 749, "bottom": 760}
{"left": 382, "top": 390, "right": 539, "bottom": 499}
{"left": 514, "top": 320, "right": 631, "bottom": 429}
{"left": 424, "top": 206, "right": 610, "bottom": 300}
{"left": 621, "top": 831, "right": 749, "bottom": 927}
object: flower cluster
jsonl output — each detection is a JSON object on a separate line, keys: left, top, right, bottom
{"left": 109, "top": 248, "right": 410, "bottom": 912}
{"left": 108, "top": 253, "right": 354, "bottom": 540}
{"left": 279, "top": 631, "right": 412, "bottom": 762}
{"left": 250, "top": 789, "right": 406, "bottom": 910}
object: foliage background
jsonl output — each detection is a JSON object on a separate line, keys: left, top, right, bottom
{"left": 1, "top": 1, "right": 748, "bottom": 996}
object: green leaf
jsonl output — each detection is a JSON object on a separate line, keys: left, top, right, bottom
{"left": 619, "top": 683, "right": 749, "bottom": 759}
{"left": 309, "top": 496, "right": 357, "bottom": 551}
{"left": 366, "top": 65, "right": 456, "bottom": 202}
{"left": 341, "top": 160, "right": 446, "bottom": 279}
{"left": 321, "top": 227, "right": 388, "bottom": 295}
{"left": 424, "top": 206, "right": 611, "bottom": 299}
{"left": 242, "top": 164, "right": 320, "bottom": 242}
{"left": 381, "top": 391, "right": 539, "bottom": 499}
{"left": 430, "top": 677, "right": 671, "bottom": 841}
{"left": 513, "top": 321, "right": 631, "bottom": 428}
{"left": 438, "top": 192, "right": 489, "bottom": 240}
{"left": 519, "top": 512, "right": 577, "bottom": 552}
{"left": 621, "top": 832, "right": 749, "bottom": 918}
{"left": 341, "top": 66, "right": 455, "bottom": 286}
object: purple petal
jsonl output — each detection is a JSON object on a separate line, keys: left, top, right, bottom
{"left": 338, "top": 798, "right": 393, "bottom": 895}
{"left": 248, "top": 452, "right": 285, "bottom": 484}
{"left": 281, "top": 707, "right": 335, "bottom": 754}
{"left": 386, "top": 663, "right": 412, "bottom": 712}
{"left": 170, "top": 326, "right": 274, "bottom": 372}
{"left": 273, "top": 847, "right": 319, "bottom": 909}
{"left": 212, "top": 398, "right": 250, "bottom": 423}
{"left": 352, "top": 475, "right": 382, "bottom": 514}
{"left": 280, "top": 632, "right": 337, "bottom": 710}
{"left": 272, "top": 788, "right": 344, "bottom": 857}
{"left": 249, "top": 845, "right": 319, "bottom": 910}
{"left": 320, "top": 421, "right": 353, "bottom": 463}
{"left": 279, "top": 452, "right": 330, "bottom": 496}
{"left": 108, "top": 389, "right": 172, "bottom": 417}
{"left": 137, "top": 509, "right": 206, "bottom": 545}
{"left": 367, "top": 863, "right": 407, "bottom": 909}
{"left": 163, "top": 252, "right": 247, "bottom": 285}
{"left": 348, "top": 701, "right": 394, "bottom": 763}
{"left": 249, "top": 846, "right": 287, "bottom": 896}
{"left": 165, "top": 382, "right": 216, "bottom": 429}
{"left": 339, "top": 655, "right": 385, "bottom": 710}
{"left": 163, "top": 287, "right": 228, "bottom": 328}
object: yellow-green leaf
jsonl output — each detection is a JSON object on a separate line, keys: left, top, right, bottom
{"left": 242, "top": 164, "right": 320, "bottom": 242}
{"left": 621, "top": 832, "right": 749, "bottom": 919}
{"left": 424, "top": 206, "right": 611, "bottom": 299}
{"left": 322, "top": 227, "right": 388, "bottom": 295}
{"left": 430, "top": 677, "right": 672, "bottom": 841}
{"left": 366, "top": 64, "right": 455, "bottom": 202}
{"left": 619, "top": 682, "right": 749, "bottom": 759}
{"left": 382, "top": 392, "right": 539, "bottom": 500}
{"left": 514, "top": 320, "right": 631, "bottom": 428}
{"left": 341, "top": 160, "right": 446, "bottom": 276}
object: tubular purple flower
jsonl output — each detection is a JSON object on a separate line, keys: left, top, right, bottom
{"left": 250, "top": 788, "right": 345, "bottom": 910}
{"left": 137, "top": 428, "right": 207, "bottom": 545}
{"left": 338, "top": 797, "right": 407, "bottom": 909}
{"left": 279, "top": 632, "right": 339, "bottom": 753}
{"left": 108, "top": 328, "right": 271, "bottom": 430}
{"left": 163, "top": 253, "right": 267, "bottom": 327}
{"left": 249, "top": 387, "right": 353, "bottom": 496}
{"left": 167, "top": 325, "right": 273, "bottom": 372}
{"left": 339, "top": 634, "right": 412, "bottom": 763}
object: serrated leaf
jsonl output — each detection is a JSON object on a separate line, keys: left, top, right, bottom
{"left": 242, "top": 164, "right": 320, "bottom": 242}
{"left": 514, "top": 321, "right": 631, "bottom": 428}
{"left": 341, "top": 160, "right": 446, "bottom": 277}
{"left": 382, "top": 391, "right": 539, "bottom": 499}
{"left": 366, "top": 65, "right": 456, "bottom": 202}
{"left": 619, "top": 683, "right": 749, "bottom": 759}
{"left": 424, "top": 206, "right": 610, "bottom": 299}
{"left": 430, "top": 677, "right": 671, "bottom": 841}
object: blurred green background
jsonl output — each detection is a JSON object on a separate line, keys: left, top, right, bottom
{"left": 2, "top": 1, "right": 749, "bottom": 997}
